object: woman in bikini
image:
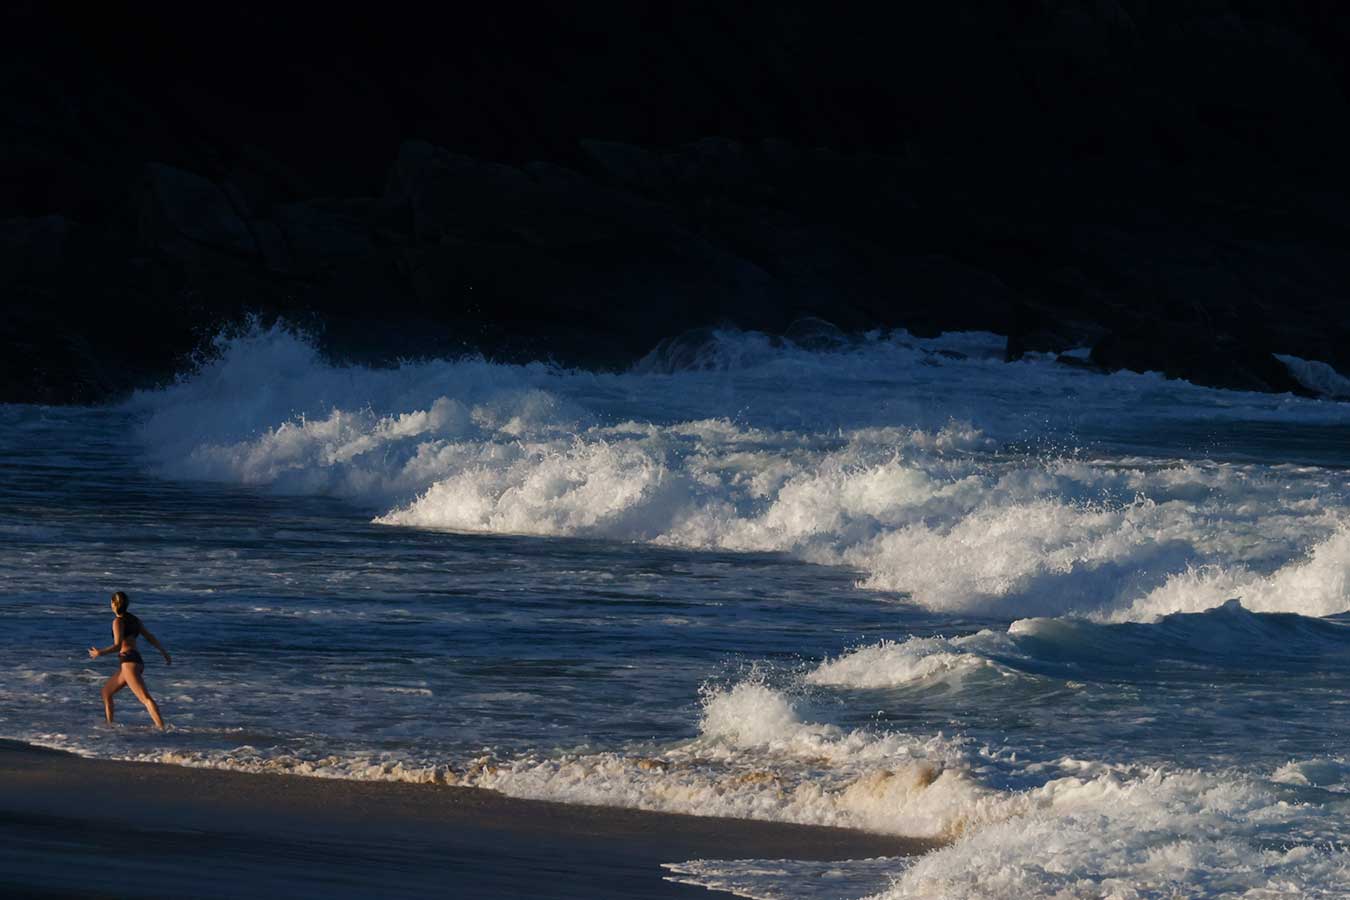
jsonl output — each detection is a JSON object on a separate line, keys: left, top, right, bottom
{"left": 88, "top": 591, "right": 171, "bottom": 729}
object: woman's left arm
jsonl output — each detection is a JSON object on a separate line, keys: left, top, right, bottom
{"left": 141, "top": 628, "right": 172, "bottom": 665}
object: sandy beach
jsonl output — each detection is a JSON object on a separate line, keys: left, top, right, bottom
{"left": 0, "top": 740, "right": 939, "bottom": 899}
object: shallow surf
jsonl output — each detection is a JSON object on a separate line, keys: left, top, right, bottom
{"left": 3, "top": 323, "right": 1349, "bottom": 897}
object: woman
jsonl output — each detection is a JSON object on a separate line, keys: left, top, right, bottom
{"left": 88, "top": 591, "right": 171, "bottom": 729}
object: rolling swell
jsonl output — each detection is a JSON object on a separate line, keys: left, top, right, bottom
{"left": 810, "top": 600, "right": 1350, "bottom": 694}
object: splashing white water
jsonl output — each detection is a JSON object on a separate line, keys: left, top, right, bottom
{"left": 1116, "top": 526, "right": 1350, "bottom": 621}
{"left": 14, "top": 320, "right": 1350, "bottom": 900}
{"left": 95, "top": 676, "right": 1350, "bottom": 900}
{"left": 1279, "top": 354, "right": 1350, "bottom": 400}
{"left": 807, "top": 632, "right": 1016, "bottom": 690}
{"left": 125, "top": 323, "right": 1350, "bottom": 620}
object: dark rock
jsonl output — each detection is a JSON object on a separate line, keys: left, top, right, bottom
{"left": 1, "top": 316, "right": 109, "bottom": 405}
{"left": 1054, "top": 353, "right": 1103, "bottom": 372}
{"left": 6, "top": 2, "right": 1350, "bottom": 402}
{"left": 883, "top": 256, "right": 1015, "bottom": 336}
{"left": 0, "top": 215, "right": 70, "bottom": 282}
{"left": 1006, "top": 300, "right": 1108, "bottom": 362}
{"left": 578, "top": 141, "right": 670, "bottom": 194}
{"left": 138, "top": 162, "right": 256, "bottom": 256}
{"left": 379, "top": 139, "right": 778, "bottom": 357}
{"left": 252, "top": 220, "right": 289, "bottom": 273}
{"left": 1090, "top": 328, "right": 1315, "bottom": 396}
{"left": 783, "top": 317, "right": 853, "bottom": 352}
{"left": 272, "top": 199, "right": 378, "bottom": 273}
{"left": 137, "top": 164, "right": 259, "bottom": 262}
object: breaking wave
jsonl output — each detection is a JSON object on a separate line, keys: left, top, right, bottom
{"left": 125, "top": 323, "right": 1350, "bottom": 621}
{"left": 811, "top": 600, "right": 1350, "bottom": 691}
{"left": 1, "top": 320, "right": 1329, "bottom": 900}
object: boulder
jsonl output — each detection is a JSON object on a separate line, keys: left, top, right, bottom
{"left": 137, "top": 164, "right": 258, "bottom": 262}
{"left": 272, "top": 199, "right": 377, "bottom": 273}
{"left": 578, "top": 140, "right": 671, "bottom": 193}
{"left": 0, "top": 313, "right": 111, "bottom": 405}
{"left": 383, "top": 141, "right": 535, "bottom": 244}
{"left": 1090, "top": 328, "right": 1314, "bottom": 396}
{"left": 0, "top": 215, "right": 70, "bottom": 283}
{"left": 783, "top": 317, "right": 854, "bottom": 352}
{"left": 380, "top": 139, "right": 776, "bottom": 354}
{"left": 1005, "top": 299, "right": 1108, "bottom": 361}
{"left": 884, "top": 255, "right": 1016, "bottom": 336}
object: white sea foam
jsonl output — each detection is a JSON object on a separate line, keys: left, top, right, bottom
{"left": 12, "top": 321, "right": 1342, "bottom": 900}
{"left": 82, "top": 679, "right": 1001, "bottom": 839}
{"left": 1116, "top": 525, "right": 1350, "bottom": 621}
{"left": 126, "top": 324, "right": 1350, "bottom": 620}
{"left": 1272, "top": 758, "right": 1350, "bottom": 794}
{"left": 68, "top": 675, "right": 1348, "bottom": 900}
{"left": 806, "top": 601, "right": 1350, "bottom": 698}
{"left": 806, "top": 633, "right": 1016, "bottom": 689}
{"left": 663, "top": 856, "right": 911, "bottom": 900}
{"left": 871, "top": 765, "right": 1350, "bottom": 900}
{"left": 463, "top": 680, "right": 1009, "bottom": 839}
{"left": 658, "top": 683, "right": 1350, "bottom": 899}
{"left": 1279, "top": 353, "right": 1350, "bottom": 400}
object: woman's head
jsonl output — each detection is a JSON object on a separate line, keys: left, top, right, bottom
{"left": 110, "top": 591, "right": 130, "bottom": 615}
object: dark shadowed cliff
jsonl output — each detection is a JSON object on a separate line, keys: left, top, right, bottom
{"left": 4, "top": 1, "right": 1350, "bottom": 402}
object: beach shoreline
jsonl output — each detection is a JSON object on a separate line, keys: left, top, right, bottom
{"left": 0, "top": 739, "right": 940, "bottom": 899}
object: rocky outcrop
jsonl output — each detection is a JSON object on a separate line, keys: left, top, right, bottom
{"left": 3, "top": 2, "right": 1350, "bottom": 402}
{"left": 381, "top": 141, "right": 776, "bottom": 354}
{"left": 1090, "top": 329, "right": 1315, "bottom": 396}
{"left": 138, "top": 164, "right": 259, "bottom": 263}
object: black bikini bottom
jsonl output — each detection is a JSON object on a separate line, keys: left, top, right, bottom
{"left": 118, "top": 650, "right": 145, "bottom": 666}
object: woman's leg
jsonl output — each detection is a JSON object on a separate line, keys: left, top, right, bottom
{"left": 100, "top": 669, "right": 125, "bottom": 723}
{"left": 121, "top": 663, "right": 165, "bottom": 730}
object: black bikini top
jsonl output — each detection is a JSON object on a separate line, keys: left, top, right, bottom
{"left": 117, "top": 613, "right": 142, "bottom": 641}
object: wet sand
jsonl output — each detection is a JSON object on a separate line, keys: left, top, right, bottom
{"left": 0, "top": 740, "right": 939, "bottom": 899}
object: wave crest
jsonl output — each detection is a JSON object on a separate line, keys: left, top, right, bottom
{"left": 125, "top": 323, "right": 1350, "bottom": 620}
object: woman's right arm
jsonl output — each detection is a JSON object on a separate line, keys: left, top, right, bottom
{"left": 88, "top": 619, "right": 124, "bottom": 658}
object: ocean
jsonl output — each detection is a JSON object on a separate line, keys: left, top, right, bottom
{"left": 3, "top": 323, "right": 1349, "bottom": 898}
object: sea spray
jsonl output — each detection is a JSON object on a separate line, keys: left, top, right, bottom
{"left": 126, "top": 323, "right": 1350, "bottom": 620}
{"left": 4, "top": 322, "right": 1333, "bottom": 899}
